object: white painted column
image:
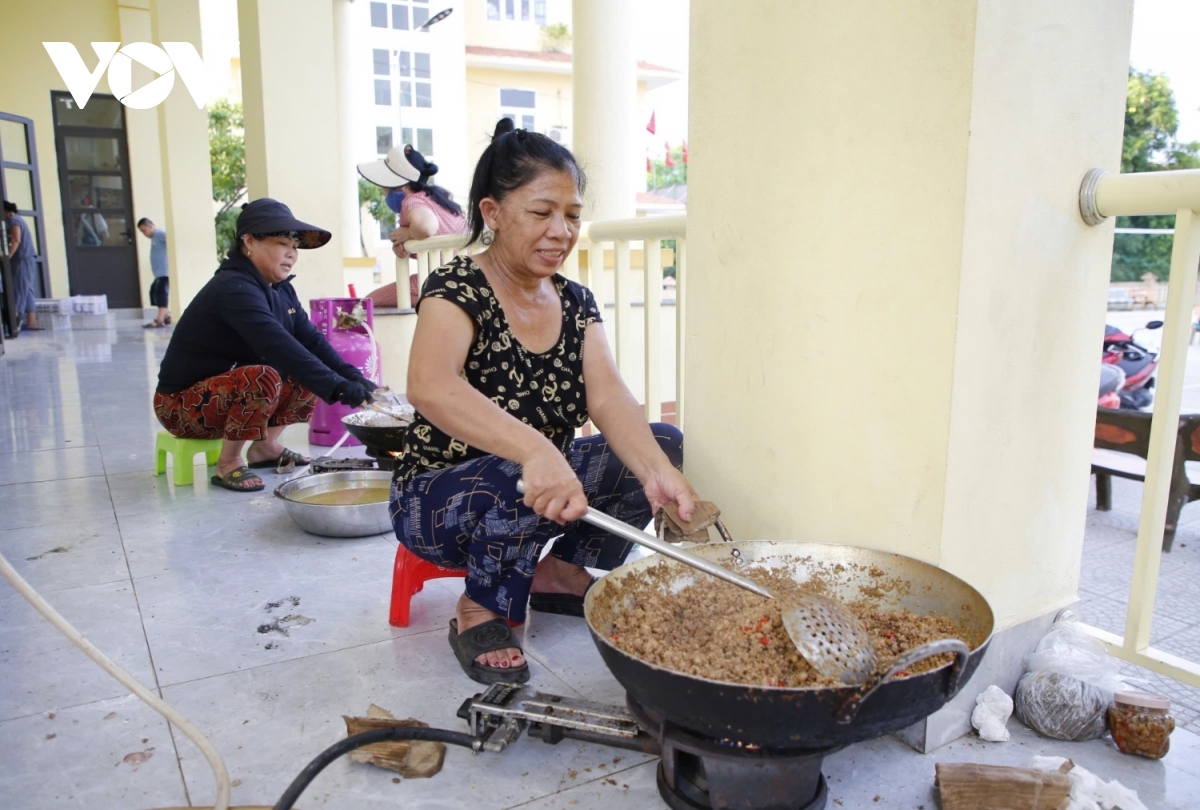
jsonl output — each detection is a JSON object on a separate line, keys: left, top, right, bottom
{"left": 333, "top": 0, "right": 362, "bottom": 258}
{"left": 572, "top": 0, "right": 637, "bottom": 219}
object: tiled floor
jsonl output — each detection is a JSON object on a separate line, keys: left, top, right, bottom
{"left": 2, "top": 315, "right": 1199, "bottom": 809}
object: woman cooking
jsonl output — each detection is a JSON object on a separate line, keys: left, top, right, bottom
{"left": 391, "top": 119, "right": 699, "bottom": 684}
{"left": 155, "top": 199, "right": 377, "bottom": 492}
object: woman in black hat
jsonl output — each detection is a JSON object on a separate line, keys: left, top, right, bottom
{"left": 153, "top": 199, "right": 377, "bottom": 492}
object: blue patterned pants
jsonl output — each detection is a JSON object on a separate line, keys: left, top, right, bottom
{"left": 390, "top": 423, "right": 683, "bottom": 623}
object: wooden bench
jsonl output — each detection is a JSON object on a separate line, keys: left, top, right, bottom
{"left": 1092, "top": 407, "right": 1200, "bottom": 551}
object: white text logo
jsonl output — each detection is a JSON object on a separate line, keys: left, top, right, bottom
{"left": 43, "top": 42, "right": 209, "bottom": 110}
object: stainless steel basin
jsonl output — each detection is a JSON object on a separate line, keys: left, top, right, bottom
{"left": 274, "top": 470, "right": 393, "bottom": 538}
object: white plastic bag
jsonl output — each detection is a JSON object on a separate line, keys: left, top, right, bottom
{"left": 1029, "top": 756, "right": 1148, "bottom": 810}
{"left": 971, "top": 684, "right": 1014, "bottom": 742}
{"left": 1014, "top": 621, "right": 1129, "bottom": 741}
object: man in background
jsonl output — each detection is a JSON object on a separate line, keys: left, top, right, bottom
{"left": 137, "top": 217, "right": 171, "bottom": 327}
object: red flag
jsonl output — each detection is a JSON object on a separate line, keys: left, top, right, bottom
{"left": 646, "top": 157, "right": 652, "bottom": 172}
{"left": 681, "top": 140, "right": 688, "bottom": 165}
{"left": 646, "top": 111, "right": 656, "bottom": 135}
{"left": 664, "top": 140, "right": 671, "bottom": 152}
{"left": 664, "top": 151, "right": 676, "bottom": 168}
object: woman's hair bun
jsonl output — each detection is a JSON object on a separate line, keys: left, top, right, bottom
{"left": 423, "top": 161, "right": 439, "bottom": 177}
{"left": 493, "top": 117, "right": 516, "bottom": 139}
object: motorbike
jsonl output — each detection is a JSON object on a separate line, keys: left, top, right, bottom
{"left": 1098, "top": 363, "right": 1125, "bottom": 409}
{"left": 1102, "top": 319, "right": 1163, "bottom": 410}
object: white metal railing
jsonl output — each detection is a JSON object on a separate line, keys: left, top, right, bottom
{"left": 1079, "top": 167, "right": 1200, "bottom": 688}
{"left": 402, "top": 214, "right": 688, "bottom": 427}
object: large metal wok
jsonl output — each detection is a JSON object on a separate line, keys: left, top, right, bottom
{"left": 585, "top": 541, "right": 993, "bottom": 749}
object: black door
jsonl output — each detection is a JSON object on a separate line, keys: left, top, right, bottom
{"left": 51, "top": 92, "right": 139, "bottom": 308}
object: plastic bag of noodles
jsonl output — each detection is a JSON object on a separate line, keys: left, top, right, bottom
{"left": 1014, "top": 620, "right": 1131, "bottom": 741}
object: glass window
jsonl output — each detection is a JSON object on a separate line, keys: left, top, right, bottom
{"left": 373, "top": 49, "right": 389, "bottom": 76}
{"left": 414, "top": 53, "right": 431, "bottom": 79}
{"left": 392, "top": 4, "right": 409, "bottom": 29}
{"left": 499, "top": 88, "right": 536, "bottom": 108}
{"left": 487, "top": 0, "right": 500, "bottom": 20}
{"left": 505, "top": 0, "right": 514, "bottom": 20}
{"left": 377, "top": 127, "right": 393, "bottom": 154}
{"left": 415, "top": 82, "right": 432, "bottom": 108}
{"left": 416, "top": 128, "right": 433, "bottom": 156}
{"left": 534, "top": 0, "right": 545, "bottom": 25}
{"left": 399, "top": 81, "right": 412, "bottom": 107}
{"left": 401, "top": 127, "right": 413, "bottom": 146}
{"left": 379, "top": 218, "right": 391, "bottom": 240}
{"left": 3, "top": 168, "right": 34, "bottom": 210}
{"left": 413, "top": 6, "right": 429, "bottom": 29}
{"left": 0, "top": 120, "right": 30, "bottom": 164}
{"left": 374, "top": 79, "right": 391, "bottom": 105}
{"left": 521, "top": 0, "right": 529, "bottom": 21}
{"left": 65, "top": 136, "right": 122, "bottom": 171}
{"left": 54, "top": 95, "right": 123, "bottom": 128}
{"left": 522, "top": 114, "right": 535, "bottom": 130}
{"left": 399, "top": 51, "right": 410, "bottom": 77}
{"left": 370, "top": 1, "right": 388, "bottom": 27}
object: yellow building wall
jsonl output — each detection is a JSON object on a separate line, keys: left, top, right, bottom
{"left": 686, "top": 0, "right": 1132, "bottom": 631}
{"left": 0, "top": 2, "right": 123, "bottom": 300}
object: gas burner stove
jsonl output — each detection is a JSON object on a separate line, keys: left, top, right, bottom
{"left": 458, "top": 684, "right": 836, "bottom": 810}
{"left": 309, "top": 456, "right": 377, "bottom": 474}
{"left": 363, "top": 446, "right": 398, "bottom": 471}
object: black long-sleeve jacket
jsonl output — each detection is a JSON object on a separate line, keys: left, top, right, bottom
{"left": 156, "top": 253, "right": 361, "bottom": 402}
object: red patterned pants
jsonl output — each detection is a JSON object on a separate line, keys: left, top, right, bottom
{"left": 154, "top": 365, "right": 316, "bottom": 442}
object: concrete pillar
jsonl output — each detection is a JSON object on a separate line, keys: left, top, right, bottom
{"left": 572, "top": 0, "right": 638, "bottom": 219}
{"left": 117, "top": 1, "right": 164, "bottom": 311}
{"left": 238, "top": 0, "right": 344, "bottom": 306}
{"left": 685, "top": 0, "right": 1133, "bottom": 632}
{"left": 333, "top": 0, "right": 362, "bottom": 259}
{"left": 150, "top": 0, "right": 217, "bottom": 313}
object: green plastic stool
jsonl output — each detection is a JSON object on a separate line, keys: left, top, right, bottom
{"left": 154, "top": 432, "right": 223, "bottom": 486}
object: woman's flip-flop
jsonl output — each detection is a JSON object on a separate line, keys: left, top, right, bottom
{"left": 247, "top": 448, "right": 311, "bottom": 470}
{"left": 210, "top": 466, "right": 265, "bottom": 492}
{"left": 448, "top": 618, "right": 530, "bottom": 685}
{"left": 528, "top": 578, "right": 597, "bottom": 618}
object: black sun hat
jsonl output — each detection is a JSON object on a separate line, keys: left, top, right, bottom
{"left": 235, "top": 198, "right": 331, "bottom": 249}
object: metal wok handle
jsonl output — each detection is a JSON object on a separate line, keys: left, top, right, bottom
{"left": 514, "top": 480, "right": 773, "bottom": 600}
{"left": 835, "top": 638, "right": 971, "bottom": 725}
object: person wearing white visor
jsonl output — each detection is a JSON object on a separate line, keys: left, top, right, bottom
{"left": 357, "top": 144, "right": 469, "bottom": 307}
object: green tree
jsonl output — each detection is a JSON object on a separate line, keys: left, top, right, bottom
{"left": 358, "top": 178, "right": 396, "bottom": 253}
{"left": 647, "top": 146, "right": 687, "bottom": 189}
{"left": 208, "top": 99, "right": 246, "bottom": 259}
{"left": 1113, "top": 69, "right": 1200, "bottom": 281}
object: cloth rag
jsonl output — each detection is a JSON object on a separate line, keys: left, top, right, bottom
{"left": 971, "top": 684, "right": 1014, "bottom": 742}
{"left": 1029, "top": 756, "right": 1148, "bottom": 810}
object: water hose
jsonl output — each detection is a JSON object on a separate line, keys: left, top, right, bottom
{"left": 0, "top": 550, "right": 232, "bottom": 810}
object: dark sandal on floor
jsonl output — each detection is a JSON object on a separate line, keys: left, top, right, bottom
{"left": 448, "top": 618, "right": 530, "bottom": 685}
{"left": 528, "top": 578, "right": 597, "bottom": 618}
{"left": 247, "top": 447, "right": 311, "bottom": 470}
{"left": 210, "top": 466, "right": 265, "bottom": 492}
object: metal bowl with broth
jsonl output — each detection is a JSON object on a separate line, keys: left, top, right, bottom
{"left": 274, "top": 470, "right": 393, "bottom": 537}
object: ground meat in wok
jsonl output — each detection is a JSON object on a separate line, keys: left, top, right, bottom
{"left": 603, "top": 562, "right": 972, "bottom": 688}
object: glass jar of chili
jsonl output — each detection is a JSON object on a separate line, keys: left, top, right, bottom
{"left": 1108, "top": 690, "right": 1174, "bottom": 759}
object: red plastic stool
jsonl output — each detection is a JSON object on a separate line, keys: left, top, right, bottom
{"left": 389, "top": 544, "right": 466, "bottom": 627}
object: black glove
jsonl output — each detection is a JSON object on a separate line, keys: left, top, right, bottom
{"left": 331, "top": 379, "right": 370, "bottom": 407}
{"left": 357, "top": 376, "right": 379, "bottom": 394}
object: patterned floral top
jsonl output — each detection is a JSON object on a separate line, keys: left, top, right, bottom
{"left": 396, "top": 255, "right": 603, "bottom": 481}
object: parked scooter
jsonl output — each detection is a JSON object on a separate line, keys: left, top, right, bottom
{"left": 1102, "top": 319, "right": 1163, "bottom": 410}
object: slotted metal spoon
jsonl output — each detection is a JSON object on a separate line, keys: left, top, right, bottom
{"left": 516, "top": 482, "right": 879, "bottom": 685}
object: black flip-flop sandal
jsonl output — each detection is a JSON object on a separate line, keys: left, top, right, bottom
{"left": 528, "top": 578, "right": 597, "bottom": 618}
{"left": 210, "top": 466, "right": 265, "bottom": 492}
{"left": 247, "top": 448, "right": 311, "bottom": 470}
{"left": 448, "top": 618, "right": 530, "bottom": 685}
